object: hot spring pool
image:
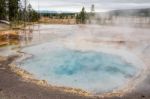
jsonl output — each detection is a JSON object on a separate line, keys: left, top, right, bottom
{"left": 18, "top": 43, "right": 138, "bottom": 94}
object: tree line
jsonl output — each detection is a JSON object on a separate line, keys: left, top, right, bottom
{"left": 0, "top": 1, "right": 93, "bottom": 24}
{"left": 0, "top": 0, "right": 40, "bottom": 22}
{"left": 41, "top": 12, "right": 75, "bottom": 19}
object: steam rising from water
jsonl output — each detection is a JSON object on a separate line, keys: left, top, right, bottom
{"left": 17, "top": 42, "right": 139, "bottom": 94}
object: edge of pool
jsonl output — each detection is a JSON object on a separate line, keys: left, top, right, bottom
{"left": 9, "top": 42, "right": 148, "bottom": 98}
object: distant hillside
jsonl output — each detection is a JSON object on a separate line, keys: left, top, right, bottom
{"left": 38, "top": 10, "right": 58, "bottom": 14}
{"left": 107, "top": 8, "right": 150, "bottom": 17}
{"left": 38, "top": 10, "right": 75, "bottom": 14}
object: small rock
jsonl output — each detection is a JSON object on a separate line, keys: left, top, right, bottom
{"left": 141, "top": 95, "right": 145, "bottom": 98}
{"left": 0, "top": 88, "right": 3, "bottom": 92}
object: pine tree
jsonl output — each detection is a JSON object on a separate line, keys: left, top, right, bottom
{"left": 78, "top": 7, "right": 86, "bottom": 24}
{"left": 8, "top": 0, "right": 20, "bottom": 21}
{"left": 76, "top": 14, "right": 80, "bottom": 24}
{"left": 27, "top": 4, "right": 40, "bottom": 22}
{"left": 0, "top": 0, "right": 7, "bottom": 20}
{"left": 91, "top": 4, "right": 95, "bottom": 15}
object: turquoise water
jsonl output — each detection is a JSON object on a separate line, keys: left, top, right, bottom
{"left": 19, "top": 43, "right": 137, "bottom": 94}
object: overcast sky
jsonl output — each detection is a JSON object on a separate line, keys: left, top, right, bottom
{"left": 28, "top": 0, "right": 150, "bottom": 12}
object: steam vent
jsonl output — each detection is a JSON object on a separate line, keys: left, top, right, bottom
{"left": 0, "top": 0, "right": 150, "bottom": 99}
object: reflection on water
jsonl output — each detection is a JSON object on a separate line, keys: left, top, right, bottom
{"left": 0, "top": 27, "right": 33, "bottom": 56}
{"left": 18, "top": 29, "right": 33, "bottom": 47}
